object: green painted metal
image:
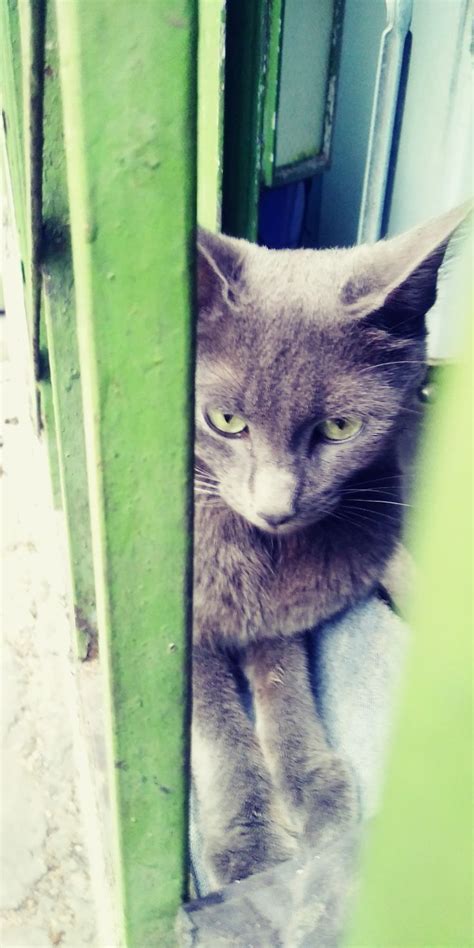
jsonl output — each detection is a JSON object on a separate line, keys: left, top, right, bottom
{"left": 261, "top": 0, "right": 284, "bottom": 188}
{"left": 197, "top": 0, "right": 226, "bottom": 231}
{"left": 37, "top": 305, "right": 62, "bottom": 511}
{"left": 221, "top": 0, "right": 268, "bottom": 240}
{"left": 54, "top": 1, "right": 196, "bottom": 943}
{"left": 40, "top": 0, "right": 96, "bottom": 660}
{"left": 17, "top": 0, "right": 45, "bottom": 389}
{"left": 346, "top": 319, "right": 473, "bottom": 945}
{"left": 222, "top": 0, "right": 345, "bottom": 237}
{"left": 0, "top": 0, "right": 27, "bottom": 263}
{"left": 262, "top": 0, "right": 345, "bottom": 186}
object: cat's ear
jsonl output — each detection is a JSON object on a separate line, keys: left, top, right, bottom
{"left": 197, "top": 228, "right": 244, "bottom": 313}
{"left": 341, "top": 203, "right": 471, "bottom": 335}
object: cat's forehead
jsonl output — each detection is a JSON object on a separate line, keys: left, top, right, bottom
{"left": 196, "top": 331, "right": 393, "bottom": 428}
{"left": 197, "top": 247, "right": 386, "bottom": 417}
{"left": 199, "top": 245, "right": 367, "bottom": 372}
{"left": 241, "top": 244, "right": 354, "bottom": 323}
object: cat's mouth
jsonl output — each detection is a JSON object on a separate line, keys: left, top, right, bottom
{"left": 251, "top": 508, "right": 332, "bottom": 535}
{"left": 216, "top": 483, "right": 340, "bottom": 534}
{"left": 258, "top": 498, "right": 340, "bottom": 534}
{"left": 254, "top": 516, "right": 303, "bottom": 535}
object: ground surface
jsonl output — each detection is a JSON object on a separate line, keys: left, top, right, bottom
{"left": 1, "top": 307, "right": 99, "bottom": 946}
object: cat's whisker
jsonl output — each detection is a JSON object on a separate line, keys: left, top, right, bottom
{"left": 194, "top": 474, "right": 219, "bottom": 483}
{"left": 359, "top": 360, "right": 428, "bottom": 374}
{"left": 194, "top": 473, "right": 218, "bottom": 484}
{"left": 330, "top": 508, "right": 378, "bottom": 532}
{"left": 342, "top": 505, "right": 403, "bottom": 527}
{"left": 195, "top": 500, "right": 226, "bottom": 511}
{"left": 194, "top": 466, "right": 218, "bottom": 480}
{"left": 340, "top": 487, "right": 400, "bottom": 495}
{"left": 398, "top": 403, "right": 424, "bottom": 414}
{"left": 342, "top": 505, "right": 405, "bottom": 523}
{"left": 347, "top": 474, "right": 404, "bottom": 489}
{"left": 194, "top": 467, "right": 216, "bottom": 476}
{"left": 341, "top": 497, "right": 406, "bottom": 517}
{"left": 345, "top": 499, "right": 413, "bottom": 508}
{"left": 194, "top": 491, "right": 225, "bottom": 506}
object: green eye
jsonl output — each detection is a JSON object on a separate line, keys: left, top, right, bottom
{"left": 319, "top": 416, "right": 363, "bottom": 442}
{"left": 206, "top": 408, "right": 248, "bottom": 437}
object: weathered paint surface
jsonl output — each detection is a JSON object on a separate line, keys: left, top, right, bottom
{"left": 262, "top": 0, "right": 346, "bottom": 186}
{"left": 221, "top": 0, "right": 268, "bottom": 240}
{"left": 261, "top": 0, "right": 283, "bottom": 187}
{"left": 54, "top": 2, "right": 195, "bottom": 944}
{"left": 40, "top": 0, "right": 96, "bottom": 660}
{"left": 17, "top": 0, "right": 45, "bottom": 387}
{"left": 197, "top": 0, "right": 226, "bottom": 230}
{"left": 1, "top": 0, "right": 27, "bottom": 261}
{"left": 37, "top": 301, "right": 62, "bottom": 510}
{"left": 1, "top": 0, "right": 42, "bottom": 432}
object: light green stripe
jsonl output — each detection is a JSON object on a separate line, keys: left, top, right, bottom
{"left": 55, "top": 2, "right": 196, "bottom": 943}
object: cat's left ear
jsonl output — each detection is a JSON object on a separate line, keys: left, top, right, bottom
{"left": 341, "top": 203, "right": 472, "bottom": 334}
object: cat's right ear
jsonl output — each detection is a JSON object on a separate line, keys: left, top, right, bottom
{"left": 197, "top": 228, "right": 243, "bottom": 314}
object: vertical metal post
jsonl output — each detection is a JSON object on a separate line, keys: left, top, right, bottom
{"left": 41, "top": 0, "right": 97, "bottom": 658}
{"left": 221, "top": 0, "right": 268, "bottom": 239}
{"left": 357, "top": 0, "right": 412, "bottom": 243}
{"left": 17, "top": 0, "right": 45, "bottom": 385}
{"left": 197, "top": 0, "right": 226, "bottom": 231}
{"left": 346, "top": 319, "right": 473, "bottom": 945}
{"left": 1, "top": 0, "right": 27, "bottom": 262}
{"left": 55, "top": 2, "right": 196, "bottom": 943}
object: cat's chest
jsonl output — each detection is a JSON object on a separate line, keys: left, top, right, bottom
{"left": 193, "top": 507, "right": 324, "bottom": 646}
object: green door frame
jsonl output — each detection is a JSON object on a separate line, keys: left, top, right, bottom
{"left": 2, "top": 0, "right": 197, "bottom": 943}
{"left": 53, "top": 3, "right": 196, "bottom": 943}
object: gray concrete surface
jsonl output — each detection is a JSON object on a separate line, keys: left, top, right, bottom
{"left": 0, "top": 306, "right": 100, "bottom": 946}
{"left": 0, "top": 151, "right": 119, "bottom": 945}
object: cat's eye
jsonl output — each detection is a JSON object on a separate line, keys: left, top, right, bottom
{"left": 206, "top": 408, "right": 249, "bottom": 437}
{"left": 318, "top": 416, "right": 363, "bottom": 442}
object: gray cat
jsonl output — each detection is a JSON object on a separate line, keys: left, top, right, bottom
{"left": 192, "top": 205, "right": 468, "bottom": 890}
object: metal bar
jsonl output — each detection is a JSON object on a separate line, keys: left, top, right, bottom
{"left": 40, "top": 0, "right": 97, "bottom": 660}
{"left": 0, "top": 0, "right": 27, "bottom": 262}
{"left": 37, "top": 295, "right": 62, "bottom": 510}
{"left": 263, "top": 0, "right": 346, "bottom": 187}
{"left": 197, "top": 0, "right": 226, "bottom": 231}
{"left": 17, "top": 0, "right": 46, "bottom": 390}
{"left": 221, "top": 0, "right": 268, "bottom": 240}
{"left": 346, "top": 319, "right": 473, "bottom": 943}
{"left": 261, "top": 0, "right": 284, "bottom": 187}
{"left": 1, "top": 0, "right": 41, "bottom": 428}
{"left": 357, "top": 0, "right": 412, "bottom": 243}
{"left": 55, "top": 2, "right": 196, "bottom": 943}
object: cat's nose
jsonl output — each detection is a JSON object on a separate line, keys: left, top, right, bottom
{"left": 257, "top": 512, "right": 293, "bottom": 528}
{"left": 253, "top": 466, "right": 297, "bottom": 528}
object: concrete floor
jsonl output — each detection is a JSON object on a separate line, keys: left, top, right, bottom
{"left": 0, "top": 167, "right": 112, "bottom": 948}
{"left": 0, "top": 303, "right": 100, "bottom": 946}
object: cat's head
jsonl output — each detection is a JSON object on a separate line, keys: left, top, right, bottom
{"left": 195, "top": 206, "right": 469, "bottom": 533}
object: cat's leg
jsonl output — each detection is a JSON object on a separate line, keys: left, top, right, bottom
{"left": 192, "top": 642, "right": 295, "bottom": 888}
{"left": 243, "top": 635, "right": 358, "bottom": 849}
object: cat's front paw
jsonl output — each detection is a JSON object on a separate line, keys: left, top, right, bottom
{"left": 205, "top": 820, "right": 295, "bottom": 888}
{"left": 299, "top": 755, "right": 359, "bottom": 848}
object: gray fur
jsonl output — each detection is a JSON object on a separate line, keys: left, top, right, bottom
{"left": 192, "top": 206, "right": 468, "bottom": 889}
